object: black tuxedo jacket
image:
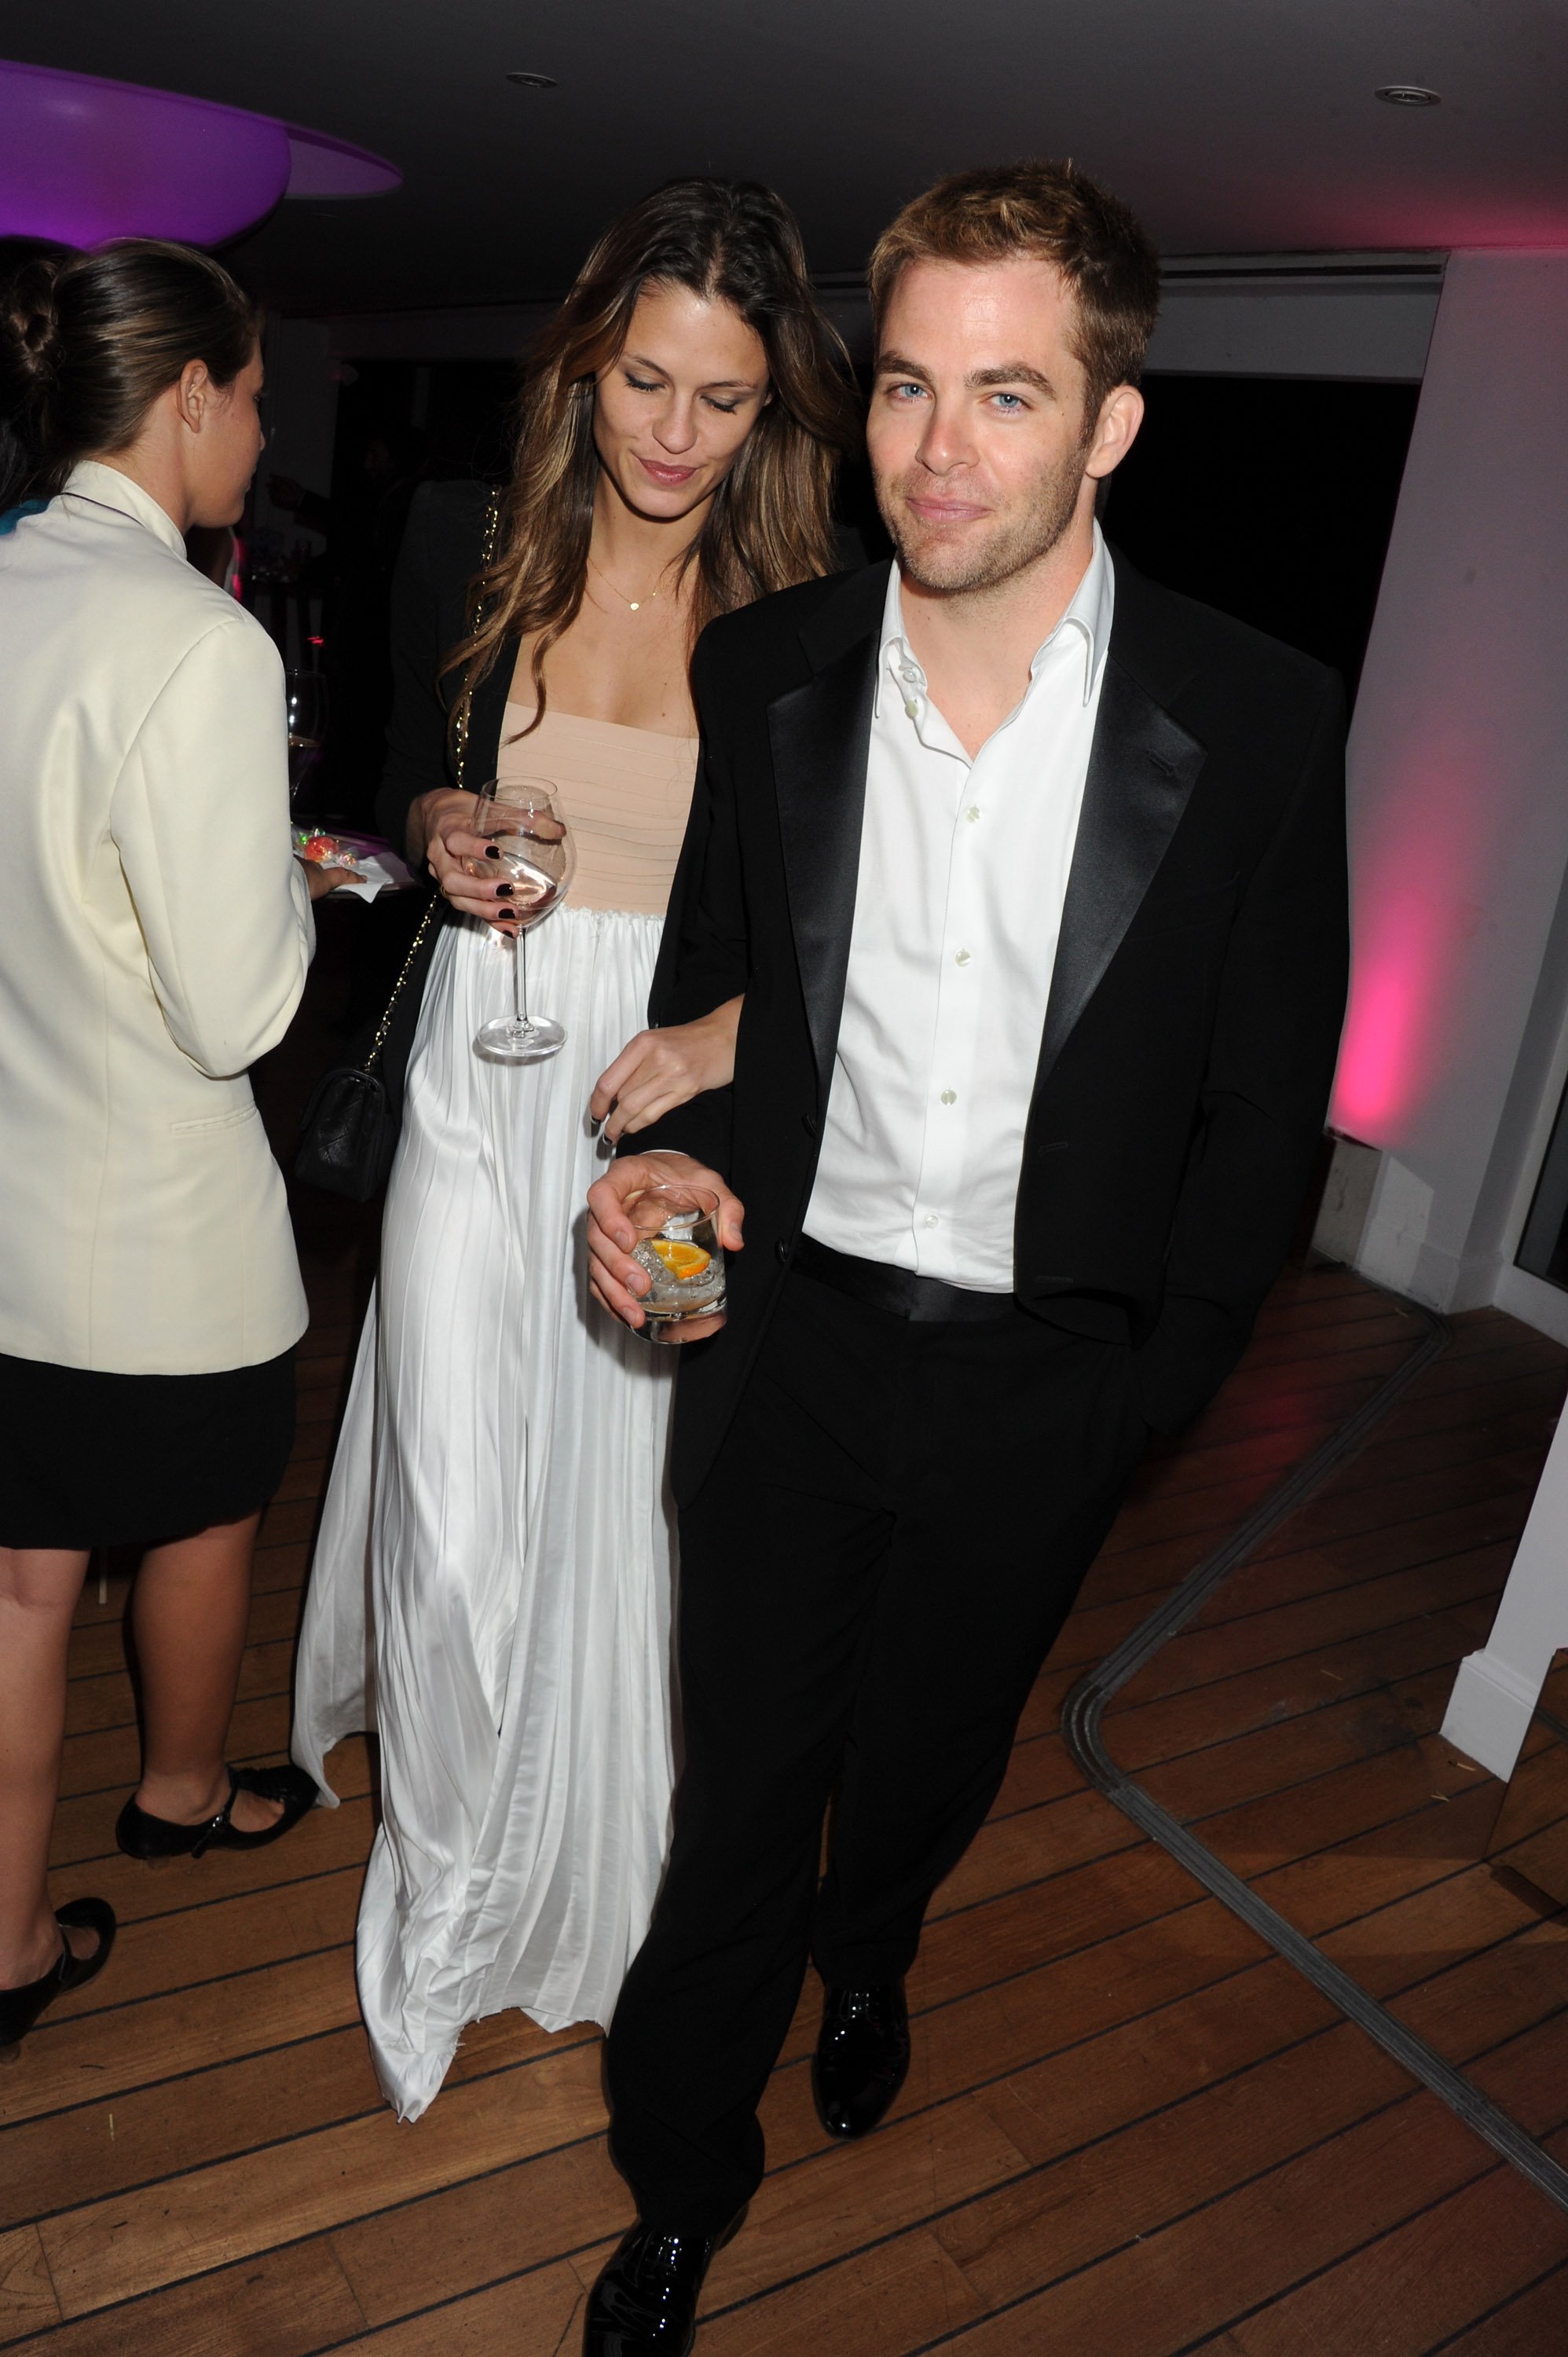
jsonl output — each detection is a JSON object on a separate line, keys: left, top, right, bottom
{"left": 636, "top": 553, "right": 1349, "bottom": 1504}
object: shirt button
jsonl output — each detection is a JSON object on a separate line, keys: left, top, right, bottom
{"left": 965, "top": 806, "right": 980, "bottom": 823}
{"left": 954, "top": 949, "right": 972, "bottom": 967}
{"left": 922, "top": 1214, "right": 940, "bottom": 1229}
{"left": 940, "top": 1089, "right": 957, "bottom": 1105}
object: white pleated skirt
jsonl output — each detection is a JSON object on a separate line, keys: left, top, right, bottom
{"left": 292, "top": 908, "right": 677, "bottom": 2121}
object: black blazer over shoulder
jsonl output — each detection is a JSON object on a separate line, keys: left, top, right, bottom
{"left": 375, "top": 479, "right": 512, "bottom": 853}
{"left": 638, "top": 552, "right": 1350, "bottom": 1501}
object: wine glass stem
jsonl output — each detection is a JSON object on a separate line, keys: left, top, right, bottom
{"left": 512, "top": 927, "right": 530, "bottom": 1035}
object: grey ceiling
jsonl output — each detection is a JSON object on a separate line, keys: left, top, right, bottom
{"left": 5, "top": 0, "right": 1567, "bottom": 313}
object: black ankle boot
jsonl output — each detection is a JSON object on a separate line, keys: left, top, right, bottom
{"left": 811, "top": 1979, "right": 910, "bottom": 2140}
{"left": 0, "top": 1899, "right": 115, "bottom": 2060}
{"left": 583, "top": 2220, "right": 731, "bottom": 2355}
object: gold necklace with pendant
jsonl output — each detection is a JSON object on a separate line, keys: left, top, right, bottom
{"left": 588, "top": 552, "right": 666, "bottom": 614}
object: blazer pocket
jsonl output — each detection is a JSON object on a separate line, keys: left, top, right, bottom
{"left": 170, "top": 1104, "right": 261, "bottom": 1136}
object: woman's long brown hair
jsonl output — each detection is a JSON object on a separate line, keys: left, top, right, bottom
{"left": 444, "top": 178, "right": 859, "bottom": 732}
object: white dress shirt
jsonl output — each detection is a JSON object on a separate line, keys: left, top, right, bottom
{"left": 804, "top": 526, "right": 1113, "bottom": 1290}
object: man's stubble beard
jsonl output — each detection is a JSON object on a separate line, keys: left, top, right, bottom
{"left": 877, "top": 438, "right": 1090, "bottom": 599}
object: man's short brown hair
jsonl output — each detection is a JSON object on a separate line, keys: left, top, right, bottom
{"left": 868, "top": 160, "right": 1160, "bottom": 427}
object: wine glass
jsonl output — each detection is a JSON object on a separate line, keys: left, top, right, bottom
{"left": 463, "top": 776, "right": 576, "bottom": 1064}
{"left": 284, "top": 669, "right": 328, "bottom": 810}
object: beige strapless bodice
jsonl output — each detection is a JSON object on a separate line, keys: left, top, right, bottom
{"left": 497, "top": 701, "right": 698, "bottom": 917}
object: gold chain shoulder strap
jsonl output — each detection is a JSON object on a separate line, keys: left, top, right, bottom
{"left": 362, "top": 490, "right": 503, "bottom": 1074}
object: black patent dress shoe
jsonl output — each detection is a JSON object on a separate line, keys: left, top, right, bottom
{"left": 116, "top": 1762, "right": 318, "bottom": 1860}
{"left": 582, "top": 2221, "right": 728, "bottom": 2355}
{"left": 0, "top": 1898, "right": 116, "bottom": 2060}
{"left": 812, "top": 1979, "right": 911, "bottom": 2140}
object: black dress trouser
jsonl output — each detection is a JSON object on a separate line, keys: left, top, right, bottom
{"left": 604, "top": 1263, "right": 1150, "bottom": 2231}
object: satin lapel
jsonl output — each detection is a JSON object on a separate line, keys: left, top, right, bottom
{"left": 1034, "top": 654, "right": 1207, "bottom": 1090}
{"left": 768, "top": 638, "right": 878, "bottom": 1089}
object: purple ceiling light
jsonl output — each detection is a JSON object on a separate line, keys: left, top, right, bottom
{"left": 0, "top": 58, "right": 400, "bottom": 247}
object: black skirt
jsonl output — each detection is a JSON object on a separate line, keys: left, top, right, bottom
{"left": 0, "top": 1347, "right": 296, "bottom": 1549}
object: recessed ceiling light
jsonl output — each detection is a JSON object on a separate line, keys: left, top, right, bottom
{"left": 1376, "top": 84, "right": 1442, "bottom": 106}
{"left": 506, "top": 70, "right": 558, "bottom": 90}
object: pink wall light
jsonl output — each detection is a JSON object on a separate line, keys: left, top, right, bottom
{"left": 1331, "top": 739, "right": 1488, "bottom": 1146}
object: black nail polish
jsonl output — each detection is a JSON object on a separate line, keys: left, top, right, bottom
{"left": 485, "top": 845, "right": 500, "bottom": 859}
{"left": 495, "top": 882, "right": 514, "bottom": 897}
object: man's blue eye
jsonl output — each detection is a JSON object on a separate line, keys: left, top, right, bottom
{"left": 993, "top": 393, "right": 1024, "bottom": 412}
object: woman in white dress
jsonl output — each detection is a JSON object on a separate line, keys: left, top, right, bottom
{"left": 293, "top": 179, "right": 857, "bottom": 2120}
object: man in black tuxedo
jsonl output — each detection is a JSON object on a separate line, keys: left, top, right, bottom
{"left": 582, "top": 159, "right": 1347, "bottom": 2354}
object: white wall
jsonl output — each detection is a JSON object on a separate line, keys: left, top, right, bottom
{"left": 1325, "top": 251, "right": 1568, "bottom": 1318}
{"left": 1148, "top": 264, "right": 1438, "bottom": 380}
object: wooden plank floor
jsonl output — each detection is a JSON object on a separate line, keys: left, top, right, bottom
{"left": 7, "top": 1193, "right": 1568, "bottom": 2351}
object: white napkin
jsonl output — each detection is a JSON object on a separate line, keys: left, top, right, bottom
{"left": 328, "top": 849, "right": 412, "bottom": 903}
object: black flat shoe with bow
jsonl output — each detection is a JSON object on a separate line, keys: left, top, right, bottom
{"left": 0, "top": 1897, "right": 115, "bottom": 2061}
{"left": 115, "top": 1762, "right": 318, "bottom": 1860}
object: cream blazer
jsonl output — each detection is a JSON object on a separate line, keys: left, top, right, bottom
{"left": 0, "top": 462, "right": 314, "bottom": 1374}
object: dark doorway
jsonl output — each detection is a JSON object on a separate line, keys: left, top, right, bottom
{"left": 1104, "top": 372, "right": 1420, "bottom": 702}
{"left": 329, "top": 358, "right": 518, "bottom": 501}
{"left": 305, "top": 360, "right": 1420, "bottom": 823}
{"left": 1517, "top": 1089, "right": 1568, "bottom": 1293}
{"left": 301, "top": 360, "right": 518, "bottom": 826}
{"left": 835, "top": 366, "right": 1418, "bottom": 700}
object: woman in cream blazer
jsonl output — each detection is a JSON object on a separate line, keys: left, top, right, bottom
{"left": 0, "top": 239, "right": 343, "bottom": 2057}
{"left": 1, "top": 456, "right": 313, "bottom": 1373}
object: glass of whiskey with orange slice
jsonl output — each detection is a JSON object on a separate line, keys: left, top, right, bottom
{"left": 628, "top": 1179, "right": 727, "bottom": 1341}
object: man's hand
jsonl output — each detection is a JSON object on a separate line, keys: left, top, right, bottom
{"left": 588, "top": 1150, "right": 743, "bottom": 1339}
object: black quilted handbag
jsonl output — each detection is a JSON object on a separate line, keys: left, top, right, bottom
{"left": 293, "top": 894, "right": 443, "bottom": 1200}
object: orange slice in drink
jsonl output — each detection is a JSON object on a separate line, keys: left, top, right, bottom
{"left": 648, "top": 1238, "right": 711, "bottom": 1281}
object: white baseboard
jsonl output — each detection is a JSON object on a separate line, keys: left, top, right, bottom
{"left": 1357, "top": 1155, "right": 1434, "bottom": 1296}
{"left": 1422, "top": 1240, "right": 1505, "bottom": 1313}
{"left": 1440, "top": 1647, "right": 1544, "bottom": 1780}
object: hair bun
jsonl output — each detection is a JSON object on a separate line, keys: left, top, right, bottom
{"left": 2, "top": 255, "right": 66, "bottom": 394}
